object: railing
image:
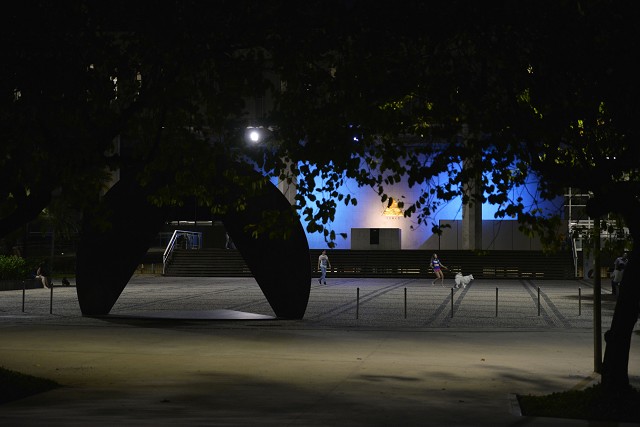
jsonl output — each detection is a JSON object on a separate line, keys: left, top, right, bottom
{"left": 163, "top": 248, "right": 574, "bottom": 279}
{"left": 572, "top": 238, "right": 579, "bottom": 278}
{"left": 163, "top": 230, "right": 202, "bottom": 274}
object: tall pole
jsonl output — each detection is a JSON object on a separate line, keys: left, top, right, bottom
{"left": 593, "top": 217, "right": 602, "bottom": 373}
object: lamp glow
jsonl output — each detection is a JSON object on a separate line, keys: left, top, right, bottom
{"left": 249, "top": 130, "right": 260, "bottom": 143}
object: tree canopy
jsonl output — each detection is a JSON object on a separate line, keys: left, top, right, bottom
{"left": 1, "top": 1, "right": 274, "bottom": 239}
{"left": 3, "top": 1, "right": 638, "bottom": 243}
{"left": 262, "top": 1, "right": 639, "bottom": 248}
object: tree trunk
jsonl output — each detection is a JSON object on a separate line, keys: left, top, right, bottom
{"left": 601, "top": 248, "right": 639, "bottom": 391}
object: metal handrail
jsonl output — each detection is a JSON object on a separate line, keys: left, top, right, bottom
{"left": 163, "top": 230, "right": 202, "bottom": 274}
{"left": 572, "top": 238, "right": 579, "bottom": 278}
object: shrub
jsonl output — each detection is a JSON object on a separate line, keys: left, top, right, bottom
{"left": 0, "top": 255, "right": 30, "bottom": 280}
{"left": 0, "top": 366, "right": 60, "bottom": 404}
{"left": 518, "top": 383, "right": 640, "bottom": 422}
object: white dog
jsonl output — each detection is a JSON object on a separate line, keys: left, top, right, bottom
{"left": 454, "top": 273, "right": 474, "bottom": 288}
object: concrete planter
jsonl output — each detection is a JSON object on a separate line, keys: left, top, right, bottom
{"left": 0, "top": 279, "right": 42, "bottom": 291}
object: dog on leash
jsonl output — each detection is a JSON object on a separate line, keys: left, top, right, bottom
{"left": 454, "top": 273, "right": 474, "bottom": 288}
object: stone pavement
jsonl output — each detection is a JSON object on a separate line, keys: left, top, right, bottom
{"left": 0, "top": 275, "right": 639, "bottom": 426}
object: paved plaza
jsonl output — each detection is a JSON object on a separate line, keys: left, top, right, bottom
{"left": 0, "top": 275, "right": 639, "bottom": 426}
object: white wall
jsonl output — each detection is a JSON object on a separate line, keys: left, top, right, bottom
{"left": 275, "top": 165, "right": 564, "bottom": 250}
{"left": 351, "top": 228, "right": 401, "bottom": 249}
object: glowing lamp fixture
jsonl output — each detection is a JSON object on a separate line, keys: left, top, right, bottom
{"left": 245, "top": 126, "right": 273, "bottom": 145}
{"left": 249, "top": 129, "right": 261, "bottom": 143}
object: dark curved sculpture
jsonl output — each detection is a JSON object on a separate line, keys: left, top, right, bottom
{"left": 76, "top": 168, "right": 311, "bottom": 319}
{"left": 76, "top": 179, "right": 170, "bottom": 315}
{"left": 219, "top": 177, "right": 311, "bottom": 319}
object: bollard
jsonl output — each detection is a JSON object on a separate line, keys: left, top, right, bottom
{"left": 50, "top": 284, "right": 53, "bottom": 314}
{"left": 537, "top": 287, "right": 541, "bottom": 316}
{"left": 22, "top": 280, "right": 26, "bottom": 313}
{"left": 579, "top": 287, "right": 582, "bottom": 316}
{"left": 450, "top": 287, "right": 454, "bottom": 318}
{"left": 356, "top": 287, "right": 360, "bottom": 319}
{"left": 495, "top": 287, "right": 498, "bottom": 317}
{"left": 404, "top": 287, "right": 407, "bottom": 319}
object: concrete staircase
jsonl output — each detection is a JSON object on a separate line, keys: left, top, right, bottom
{"left": 164, "top": 249, "right": 252, "bottom": 277}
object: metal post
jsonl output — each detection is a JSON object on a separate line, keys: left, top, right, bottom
{"left": 356, "top": 287, "right": 359, "bottom": 319}
{"left": 22, "top": 280, "right": 26, "bottom": 312}
{"left": 49, "top": 284, "right": 53, "bottom": 314}
{"left": 404, "top": 288, "right": 407, "bottom": 319}
{"left": 537, "top": 287, "right": 541, "bottom": 316}
{"left": 450, "top": 287, "right": 454, "bottom": 318}
{"left": 495, "top": 287, "right": 498, "bottom": 317}
{"left": 579, "top": 287, "right": 582, "bottom": 316}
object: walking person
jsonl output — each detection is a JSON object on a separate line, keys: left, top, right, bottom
{"left": 225, "top": 232, "right": 236, "bottom": 249}
{"left": 611, "top": 252, "right": 628, "bottom": 296}
{"left": 430, "top": 253, "right": 448, "bottom": 286}
{"left": 318, "top": 250, "right": 331, "bottom": 285}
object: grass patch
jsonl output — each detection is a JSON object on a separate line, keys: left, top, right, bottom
{"left": 518, "top": 383, "right": 640, "bottom": 422}
{"left": 0, "top": 366, "right": 61, "bottom": 404}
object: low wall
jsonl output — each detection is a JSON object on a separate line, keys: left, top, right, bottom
{"left": 0, "top": 279, "right": 43, "bottom": 291}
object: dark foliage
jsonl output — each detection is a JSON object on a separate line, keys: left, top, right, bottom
{"left": 518, "top": 383, "right": 640, "bottom": 422}
{"left": 0, "top": 367, "right": 60, "bottom": 404}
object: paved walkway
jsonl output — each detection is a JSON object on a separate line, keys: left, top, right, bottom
{"left": 0, "top": 276, "right": 639, "bottom": 426}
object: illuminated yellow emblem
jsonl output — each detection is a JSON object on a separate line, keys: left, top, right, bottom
{"left": 383, "top": 199, "right": 403, "bottom": 217}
